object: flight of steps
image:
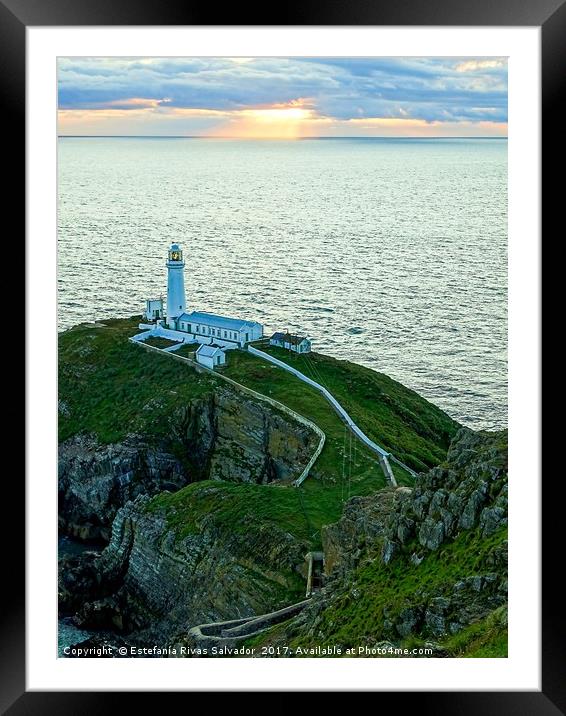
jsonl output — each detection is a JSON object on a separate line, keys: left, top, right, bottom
{"left": 187, "top": 599, "right": 312, "bottom": 650}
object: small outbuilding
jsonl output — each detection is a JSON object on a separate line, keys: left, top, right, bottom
{"left": 270, "top": 332, "right": 312, "bottom": 354}
{"left": 144, "top": 298, "right": 164, "bottom": 321}
{"left": 195, "top": 344, "right": 226, "bottom": 370}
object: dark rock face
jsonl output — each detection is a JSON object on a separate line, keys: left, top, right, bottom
{"left": 59, "top": 550, "right": 103, "bottom": 615}
{"left": 322, "top": 489, "right": 405, "bottom": 575}
{"left": 59, "top": 388, "right": 317, "bottom": 541}
{"left": 287, "top": 428, "right": 508, "bottom": 650}
{"left": 67, "top": 493, "right": 308, "bottom": 644}
{"left": 205, "top": 389, "right": 316, "bottom": 485}
{"left": 322, "top": 428, "right": 507, "bottom": 577}
{"left": 58, "top": 435, "right": 187, "bottom": 541}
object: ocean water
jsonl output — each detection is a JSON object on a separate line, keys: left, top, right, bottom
{"left": 58, "top": 537, "right": 100, "bottom": 655}
{"left": 58, "top": 137, "right": 507, "bottom": 430}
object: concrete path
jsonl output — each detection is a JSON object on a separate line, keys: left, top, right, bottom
{"left": 248, "top": 346, "right": 418, "bottom": 483}
{"left": 187, "top": 599, "right": 311, "bottom": 651}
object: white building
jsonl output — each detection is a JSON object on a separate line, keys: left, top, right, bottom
{"left": 270, "top": 332, "right": 311, "bottom": 354}
{"left": 144, "top": 298, "right": 164, "bottom": 321}
{"left": 176, "top": 311, "right": 263, "bottom": 348}
{"left": 195, "top": 344, "right": 226, "bottom": 370}
{"left": 144, "top": 242, "right": 263, "bottom": 349}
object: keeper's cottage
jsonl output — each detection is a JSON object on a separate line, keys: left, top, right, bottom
{"left": 143, "top": 242, "right": 263, "bottom": 349}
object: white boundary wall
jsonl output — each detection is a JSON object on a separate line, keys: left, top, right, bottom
{"left": 138, "top": 323, "right": 242, "bottom": 350}
{"left": 130, "top": 338, "right": 325, "bottom": 486}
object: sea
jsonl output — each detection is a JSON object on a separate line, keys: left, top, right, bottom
{"left": 58, "top": 537, "right": 100, "bottom": 656}
{"left": 58, "top": 137, "right": 507, "bottom": 430}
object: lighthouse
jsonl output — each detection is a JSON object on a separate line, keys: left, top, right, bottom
{"left": 166, "top": 242, "right": 186, "bottom": 328}
{"left": 142, "top": 240, "right": 263, "bottom": 348}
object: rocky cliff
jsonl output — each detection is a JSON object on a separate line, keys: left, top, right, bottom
{"left": 58, "top": 319, "right": 504, "bottom": 658}
{"left": 322, "top": 427, "right": 507, "bottom": 572}
{"left": 60, "top": 485, "right": 308, "bottom": 644}
{"left": 253, "top": 428, "right": 508, "bottom": 657}
{"left": 61, "top": 428, "right": 507, "bottom": 657}
{"left": 59, "top": 388, "right": 317, "bottom": 541}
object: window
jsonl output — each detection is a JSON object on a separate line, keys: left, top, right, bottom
{"left": 224, "top": 331, "right": 227, "bottom": 338}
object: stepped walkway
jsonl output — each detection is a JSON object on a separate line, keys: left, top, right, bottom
{"left": 248, "top": 346, "right": 418, "bottom": 483}
{"left": 187, "top": 599, "right": 311, "bottom": 651}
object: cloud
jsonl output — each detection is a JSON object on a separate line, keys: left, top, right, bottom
{"left": 455, "top": 58, "right": 507, "bottom": 72}
{"left": 57, "top": 56, "right": 508, "bottom": 136}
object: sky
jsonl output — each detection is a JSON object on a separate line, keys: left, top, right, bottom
{"left": 58, "top": 57, "right": 508, "bottom": 138}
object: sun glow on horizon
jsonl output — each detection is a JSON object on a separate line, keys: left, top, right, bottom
{"left": 58, "top": 56, "right": 508, "bottom": 137}
{"left": 209, "top": 102, "right": 319, "bottom": 138}
{"left": 57, "top": 99, "right": 507, "bottom": 139}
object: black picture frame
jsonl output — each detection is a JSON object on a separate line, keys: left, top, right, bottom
{"left": 8, "top": 0, "right": 558, "bottom": 708}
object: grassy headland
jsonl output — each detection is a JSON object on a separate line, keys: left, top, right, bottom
{"left": 58, "top": 317, "right": 218, "bottom": 444}
{"left": 59, "top": 316, "right": 460, "bottom": 545}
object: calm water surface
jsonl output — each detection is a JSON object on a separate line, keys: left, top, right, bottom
{"left": 58, "top": 137, "right": 507, "bottom": 430}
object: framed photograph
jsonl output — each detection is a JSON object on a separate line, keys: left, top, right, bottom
{"left": 9, "top": 0, "right": 558, "bottom": 707}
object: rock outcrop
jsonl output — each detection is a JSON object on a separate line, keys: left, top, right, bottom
{"left": 322, "top": 428, "right": 507, "bottom": 575}
{"left": 59, "top": 435, "right": 187, "bottom": 541}
{"left": 66, "top": 491, "right": 308, "bottom": 644}
{"left": 268, "top": 428, "right": 508, "bottom": 654}
{"left": 59, "top": 388, "right": 318, "bottom": 541}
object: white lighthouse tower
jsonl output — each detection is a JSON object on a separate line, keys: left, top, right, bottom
{"left": 166, "top": 242, "right": 186, "bottom": 328}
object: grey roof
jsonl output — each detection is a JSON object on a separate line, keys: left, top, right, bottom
{"left": 271, "top": 332, "right": 309, "bottom": 345}
{"left": 196, "top": 344, "right": 224, "bottom": 358}
{"left": 178, "top": 311, "right": 261, "bottom": 332}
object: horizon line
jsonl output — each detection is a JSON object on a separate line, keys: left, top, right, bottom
{"left": 58, "top": 134, "right": 508, "bottom": 139}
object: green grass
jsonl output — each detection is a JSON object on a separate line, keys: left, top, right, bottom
{"left": 290, "top": 526, "right": 507, "bottom": 653}
{"left": 58, "top": 317, "right": 219, "bottom": 444}
{"left": 146, "top": 479, "right": 316, "bottom": 543}
{"left": 437, "top": 606, "right": 508, "bottom": 657}
{"left": 59, "top": 317, "right": 460, "bottom": 548}
{"left": 142, "top": 336, "right": 180, "bottom": 349}
{"left": 256, "top": 345, "right": 458, "bottom": 470}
